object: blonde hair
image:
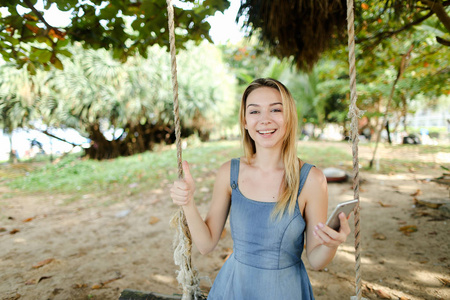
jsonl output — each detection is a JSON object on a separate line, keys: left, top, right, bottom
{"left": 239, "top": 78, "right": 300, "bottom": 218}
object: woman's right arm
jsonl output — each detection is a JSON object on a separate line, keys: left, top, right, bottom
{"left": 170, "top": 160, "right": 231, "bottom": 254}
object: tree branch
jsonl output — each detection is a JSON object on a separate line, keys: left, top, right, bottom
{"left": 40, "top": 129, "right": 81, "bottom": 147}
{"left": 436, "top": 36, "right": 450, "bottom": 46}
{"left": 22, "top": 0, "right": 56, "bottom": 31}
{"left": 357, "top": 11, "right": 434, "bottom": 44}
{"left": 421, "top": 0, "right": 450, "bottom": 33}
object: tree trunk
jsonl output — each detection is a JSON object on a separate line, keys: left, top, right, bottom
{"left": 8, "top": 133, "right": 17, "bottom": 163}
{"left": 369, "top": 44, "right": 414, "bottom": 168}
{"left": 386, "top": 121, "right": 392, "bottom": 144}
{"left": 401, "top": 94, "right": 408, "bottom": 132}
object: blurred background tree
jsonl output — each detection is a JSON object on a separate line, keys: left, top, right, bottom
{"left": 0, "top": 0, "right": 448, "bottom": 161}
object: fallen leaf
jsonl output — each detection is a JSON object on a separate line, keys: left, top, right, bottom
{"left": 0, "top": 227, "right": 6, "bottom": 232}
{"left": 410, "top": 189, "right": 422, "bottom": 196}
{"left": 38, "top": 276, "right": 52, "bottom": 283}
{"left": 373, "top": 232, "right": 386, "bottom": 240}
{"left": 378, "top": 201, "right": 393, "bottom": 208}
{"left": 399, "top": 225, "right": 418, "bottom": 235}
{"left": 91, "top": 273, "right": 124, "bottom": 289}
{"left": 437, "top": 277, "right": 450, "bottom": 286}
{"left": 23, "top": 217, "right": 34, "bottom": 223}
{"left": 10, "top": 229, "right": 20, "bottom": 234}
{"left": 52, "top": 288, "right": 63, "bottom": 295}
{"left": 72, "top": 283, "right": 88, "bottom": 289}
{"left": 416, "top": 198, "right": 445, "bottom": 209}
{"left": 374, "top": 288, "right": 391, "bottom": 299}
{"left": 25, "top": 279, "right": 36, "bottom": 285}
{"left": 91, "top": 284, "right": 102, "bottom": 289}
{"left": 102, "top": 274, "right": 124, "bottom": 285}
{"left": 413, "top": 211, "right": 430, "bottom": 217}
{"left": 220, "top": 228, "right": 227, "bottom": 239}
{"left": 220, "top": 248, "right": 233, "bottom": 261}
{"left": 149, "top": 216, "right": 160, "bottom": 225}
{"left": 32, "top": 258, "right": 54, "bottom": 269}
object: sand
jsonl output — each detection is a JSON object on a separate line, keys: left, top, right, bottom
{"left": 1, "top": 141, "right": 449, "bottom": 300}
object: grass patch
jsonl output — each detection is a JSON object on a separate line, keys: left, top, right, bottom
{"left": 297, "top": 142, "right": 353, "bottom": 169}
{"left": 4, "top": 140, "right": 445, "bottom": 202}
{"left": 364, "top": 159, "right": 436, "bottom": 174}
{"left": 6, "top": 141, "right": 242, "bottom": 196}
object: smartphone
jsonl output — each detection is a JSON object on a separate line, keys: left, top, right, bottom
{"left": 326, "top": 199, "right": 358, "bottom": 231}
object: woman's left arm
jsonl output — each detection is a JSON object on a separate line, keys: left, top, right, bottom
{"left": 302, "top": 167, "right": 351, "bottom": 270}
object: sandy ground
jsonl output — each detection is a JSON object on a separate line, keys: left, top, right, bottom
{"left": 1, "top": 141, "right": 449, "bottom": 300}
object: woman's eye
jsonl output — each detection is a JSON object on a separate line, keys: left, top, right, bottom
{"left": 272, "top": 109, "right": 282, "bottom": 113}
{"left": 249, "top": 111, "right": 259, "bottom": 114}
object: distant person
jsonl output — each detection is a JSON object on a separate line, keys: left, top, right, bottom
{"left": 171, "top": 78, "right": 351, "bottom": 299}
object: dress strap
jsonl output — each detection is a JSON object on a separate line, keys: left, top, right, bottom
{"left": 230, "top": 158, "right": 240, "bottom": 189}
{"left": 297, "top": 163, "right": 314, "bottom": 197}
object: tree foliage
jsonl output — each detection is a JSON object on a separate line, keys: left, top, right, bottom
{"left": 237, "top": 0, "right": 450, "bottom": 71}
{"left": 0, "top": 42, "right": 236, "bottom": 159}
{"left": 0, "top": 0, "right": 229, "bottom": 70}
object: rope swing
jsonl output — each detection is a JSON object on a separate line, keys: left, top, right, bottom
{"left": 346, "top": 0, "right": 364, "bottom": 299}
{"left": 166, "top": 0, "right": 363, "bottom": 299}
{"left": 166, "top": 1, "right": 202, "bottom": 299}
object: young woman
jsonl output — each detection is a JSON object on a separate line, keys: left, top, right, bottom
{"left": 171, "top": 78, "right": 351, "bottom": 299}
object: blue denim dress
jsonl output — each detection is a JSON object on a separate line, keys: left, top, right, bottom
{"left": 208, "top": 158, "right": 315, "bottom": 300}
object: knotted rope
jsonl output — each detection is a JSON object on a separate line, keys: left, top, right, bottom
{"left": 166, "top": 1, "right": 202, "bottom": 299}
{"left": 346, "top": 1, "right": 363, "bottom": 299}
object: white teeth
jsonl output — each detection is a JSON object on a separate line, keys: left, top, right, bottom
{"left": 258, "top": 130, "right": 276, "bottom": 134}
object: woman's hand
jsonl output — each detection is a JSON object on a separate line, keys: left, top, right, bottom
{"left": 170, "top": 161, "right": 196, "bottom": 207}
{"left": 312, "top": 212, "right": 351, "bottom": 248}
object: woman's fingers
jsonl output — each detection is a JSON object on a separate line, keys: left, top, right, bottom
{"left": 338, "top": 212, "right": 351, "bottom": 235}
{"left": 313, "top": 213, "right": 350, "bottom": 247}
{"left": 170, "top": 180, "right": 190, "bottom": 205}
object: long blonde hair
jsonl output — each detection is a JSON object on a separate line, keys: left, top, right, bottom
{"left": 239, "top": 78, "right": 300, "bottom": 218}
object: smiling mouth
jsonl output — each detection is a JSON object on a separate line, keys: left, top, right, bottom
{"left": 258, "top": 129, "right": 276, "bottom": 135}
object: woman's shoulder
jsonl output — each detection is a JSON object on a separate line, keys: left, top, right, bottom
{"left": 303, "top": 164, "right": 327, "bottom": 188}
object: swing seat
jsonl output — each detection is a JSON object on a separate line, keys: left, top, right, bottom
{"left": 119, "top": 289, "right": 181, "bottom": 300}
{"left": 323, "top": 167, "right": 348, "bottom": 183}
{"left": 119, "top": 289, "right": 207, "bottom": 300}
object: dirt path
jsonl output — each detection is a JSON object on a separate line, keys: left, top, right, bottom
{"left": 1, "top": 142, "right": 449, "bottom": 300}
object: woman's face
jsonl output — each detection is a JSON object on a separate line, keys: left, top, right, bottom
{"left": 244, "top": 87, "right": 286, "bottom": 150}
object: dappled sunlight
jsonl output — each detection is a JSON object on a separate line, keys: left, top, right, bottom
{"left": 151, "top": 273, "right": 177, "bottom": 285}
{"left": 412, "top": 269, "right": 449, "bottom": 287}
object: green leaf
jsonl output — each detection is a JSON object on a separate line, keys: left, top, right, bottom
{"left": 52, "top": 56, "right": 64, "bottom": 70}
{"left": 26, "top": 62, "right": 36, "bottom": 75}
{"left": 56, "top": 49, "right": 72, "bottom": 58}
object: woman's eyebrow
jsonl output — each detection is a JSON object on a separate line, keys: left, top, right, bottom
{"left": 247, "top": 102, "right": 282, "bottom": 108}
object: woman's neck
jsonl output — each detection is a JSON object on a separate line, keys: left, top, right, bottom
{"left": 250, "top": 147, "right": 284, "bottom": 171}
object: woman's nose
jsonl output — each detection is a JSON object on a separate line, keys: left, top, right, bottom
{"left": 260, "top": 112, "right": 272, "bottom": 124}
